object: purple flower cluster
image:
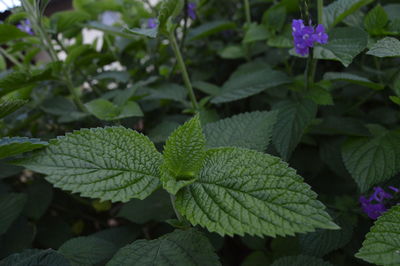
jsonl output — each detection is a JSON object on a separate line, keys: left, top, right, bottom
{"left": 360, "top": 186, "right": 399, "bottom": 220}
{"left": 187, "top": 2, "right": 197, "bottom": 20}
{"left": 292, "top": 19, "right": 328, "bottom": 56}
{"left": 17, "top": 19, "right": 34, "bottom": 35}
{"left": 147, "top": 18, "right": 157, "bottom": 29}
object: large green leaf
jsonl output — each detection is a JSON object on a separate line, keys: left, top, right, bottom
{"left": 0, "top": 99, "right": 28, "bottom": 119}
{"left": 161, "top": 115, "right": 206, "bottom": 194}
{"left": 271, "top": 255, "right": 333, "bottom": 266}
{"left": 356, "top": 205, "right": 400, "bottom": 265}
{"left": 176, "top": 147, "right": 338, "bottom": 237}
{"left": 323, "top": 0, "right": 374, "bottom": 29}
{"left": 0, "top": 249, "right": 70, "bottom": 266}
{"left": 204, "top": 111, "right": 277, "bottom": 152}
{"left": 272, "top": 98, "right": 317, "bottom": 161}
{"left": 107, "top": 229, "right": 220, "bottom": 266}
{"left": 313, "top": 27, "right": 368, "bottom": 67}
{"left": 0, "top": 193, "right": 27, "bottom": 235}
{"left": 367, "top": 37, "right": 400, "bottom": 58}
{"left": 342, "top": 128, "right": 400, "bottom": 192}
{"left": 17, "top": 127, "right": 163, "bottom": 202}
{"left": 188, "top": 20, "right": 236, "bottom": 41}
{"left": 0, "top": 137, "right": 47, "bottom": 160}
{"left": 211, "top": 62, "right": 290, "bottom": 104}
{"left": 0, "top": 24, "right": 30, "bottom": 44}
{"left": 58, "top": 236, "right": 117, "bottom": 266}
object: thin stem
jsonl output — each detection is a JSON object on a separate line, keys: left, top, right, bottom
{"left": 317, "top": 0, "right": 323, "bottom": 25}
{"left": 243, "top": 0, "right": 251, "bottom": 25}
{"left": 168, "top": 31, "right": 199, "bottom": 111}
{"left": 65, "top": 71, "right": 88, "bottom": 112}
{"left": 170, "top": 194, "right": 183, "bottom": 222}
{"left": 304, "top": 50, "right": 315, "bottom": 90}
{"left": 0, "top": 47, "right": 22, "bottom": 67}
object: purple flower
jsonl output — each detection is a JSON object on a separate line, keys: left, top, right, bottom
{"left": 291, "top": 19, "right": 328, "bottom": 56}
{"left": 17, "top": 19, "right": 34, "bottom": 35}
{"left": 147, "top": 18, "right": 157, "bottom": 29}
{"left": 370, "top": 187, "right": 393, "bottom": 202}
{"left": 389, "top": 186, "right": 399, "bottom": 193}
{"left": 360, "top": 196, "right": 387, "bottom": 220}
{"left": 187, "top": 2, "right": 197, "bottom": 20}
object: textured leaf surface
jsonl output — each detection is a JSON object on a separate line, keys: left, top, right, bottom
{"left": 0, "top": 99, "right": 28, "bottom": 119}
{"left": 0, "top": 193, "right": 27, "bottom": 235}
{"left": 58, "top": 236, "right": 117, "bottom": 266}
{"left": 342, "top": 129, "right": 400, "bottom": 192}
{"left": 211, "top": 63, "right": 290, "bottom": 104}
{"left": 356, "top": 205, "right": 400, "bottom": 265}
{"left": 272, "top": 98, "right": 317, "bottom": 161}
{"left": 364, "top": 5, "right": 388, "bottom": 35}
{"left": 271, "top": 255, "right": 333, "bottom": 266}
{"left": 323, "top": 0, "right": 373, "bottom": 28}
{"left": 17, "top": 127, "right": 163, "bottom": 202}
{"left": 107, "top": 229, "right": 220, "bottom": 266}
{"left": 0, "top": 137, "right": 47, "bottom": 159}
{"left": 0, "top": 249, "right": 70, "bottom": 266}
{"left": 367, "top": 37, "right": 400, "bottom": 58}
{"left": 161, "top": 116, "right": 205, "bottom": 194}
{"left": 176, "top": 147, "right": 338, "bottom": 237}
{"left": 204, "top": 111, "right": 277, "bottom": 152}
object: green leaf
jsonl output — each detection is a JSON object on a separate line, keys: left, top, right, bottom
{"left": 117, "top": 189, "right": 174, "bottom": 224}
{"left": 85, "top": 99, "right": 143, "bottom": 121}
{"left": 364, "top": 5, "right": 388, "bottom": 35}
{"left": 243, "top": 23, "right": 269, "bottom": 44}
{"left": 262, "top": 4, "right": 286, "bottom": 33}
{"left": 192, "top": 81, "right": 221, "bottom": 96}
{"left": 272, "top": 98, "right": 317, "bottom": 161}
{"left": 0, "top": 249, "right": 70, "bottom": 266}
{"left": 204, "top": 111, "right": 277, "bottom": 152}
{"left": 342, "top": 128, "right": 400, "bottom": 192}
{"left": 211, "top": 62, "right": 290, "bottom": 104}
{"left": 0, "top": 137, "right": 48, "bottom": 159}
{"left": 158, "top": 0, "right": 184, "bottom": 33}
{"left": 86, "top": 21, "right": 144, "bottom": 39}
{"left": 323, "top": 0, "right": 374, "bottom": 29}
{"left": 367, "top": 37, "right": 400, "bottom": 58}
{"left": 58, "top": 236, "right": 117, "bottom": 266}
{"left": 23, "top": 181, "right": 53, "bottom": 220}
{"left": 51, "top": 10, "right": 91, "bottom": 33}
{"left": 356, "top": 205, "right": 400, "bottom": 265}
{"left": 313, "top": 27, "right": 368, "bottom": 67}
{"left": 161, "top": 115, "right": 206, "bottom": 194}
{"left": 0, "top": 193, "right": 27, "bottom": 235}
{"left": 271, "top": 255, "right": 333, "bottom": 266}
{"left": 0, "top": 24, "right": 30, "bottom": 44}
{"left": 0, "top": 99, "right": 28, "bottom": 119}
{"left": 145, "top": 83, "right": 187, "bottom": 103}
{"left": 176, "top": 147, "right": 338, "bottom": 237}
{"left": 324, "top": 72, "right": 384, "bottom": 90}
{"left": 107, "top": 229, "right": 220, "bottom": 266}
{"left": 188, "top": 20, "right": 236, "bottom": 41}
{"left": 306, "top": 87, "right": 334, "bottom": 106}
{"left": 123, "top": 26, "right": 158, "bottom": 38}
{"left": 17, "top": 127, "right": 163, "bottom": 202}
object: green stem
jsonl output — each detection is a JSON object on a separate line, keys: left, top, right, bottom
{"left": 170, "top": 194, "right": 183, "bottom": 222}
{"left": 243, "top": 0, "right": 251, "bottom": 25}
{"left": 317, "top": 0, "right": 323, "bottom": 25}
{"left": 304, "top": 51, "right": 315, "bottom": 90}
{"left": 65, "top": 71, "right": 88, "bottom": 112}
{"left": 168, "top": 32, "right": 199, "bottom": 111}
{"left": 0, "top": 47, "right": 22, "bottom": 68}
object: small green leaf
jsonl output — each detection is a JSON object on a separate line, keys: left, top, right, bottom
{"left": 188, "top": 20, "right": 236, "bottom": 41}
{"left": 356, "top": 205, "right": 400, "bottom": 265}
{"left": 0, "top": 99, "right": 28, "bottom": 119}
{"left": 123, "top": 26, "right": 158, "bottom": 38}
{"left": 0, "top": 193, "right": 27, "bottom": 235}
{"left": 218, "top": 45, "right": 245, "bottom": 59}
{"left": 271, "top": 255, "right": 333, "bottom": 266}
{"left": 0, "top": 24, "right": 30, "bottom": 44}
{"left": 243, "top": 23, "right": 269, "bottom": 44}
{"left": 158, "top": 0, "right": 184, "bottom": 33}
{"left": 0, "top": 137, "right": 47, "bottom": 160}
{"left": 58, "top": 236, "right": 117, "bottom": 266}
{"left": 107, "top": 229, "right": 220, "bottom": 266}
{"left": 85, "top": 99, "right": 143, "bottom": 121}
{"left": 211, "top": 62, "right": 290, "bottom": 104}
{"left": 204, "top": 111, "right": 277, "bottom": 152}
{"left": 0, "top": 249, "right": 69, "bottom": 266}
{"left": 342, "top": 128, "right": 400, "bottom": 192}
{"left": 17, "top": 127, "right": 163, "bottom": 202}
{"left": 367, "top": 37, "right": 400, "bottom": 58}
{"left": 86, "top": 21, "right": 144, "bottom": 39}
{"left": 323, "top": 0, "right": 374, "bottom": 29}
{"left": 161, "top": 115, "right": 206, "bottom": 194}
{"left": 176, "top": 147, "right": 338, "bottom": 237}
{"left": 272, "top": 98, "right": 317, "bottom": 161}
{"left": 324, "top": 72, "right": 384, "bottom": 90}
{"left": 364, "top": 5, "right": 388, "bottom": 35}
